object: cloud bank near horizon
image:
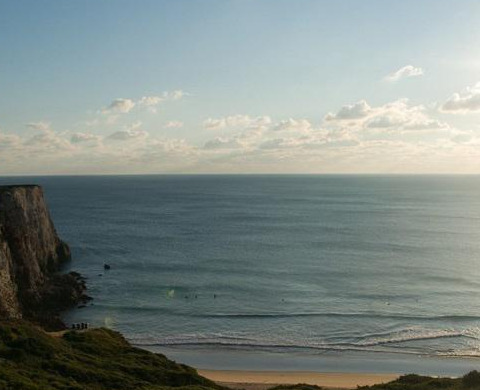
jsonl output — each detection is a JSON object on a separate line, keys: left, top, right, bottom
{"left": 2, "top": 85, "right": 480, "bottom": 175}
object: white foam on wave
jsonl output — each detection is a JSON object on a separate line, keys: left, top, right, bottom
{"left": 128, "top": 326, "right": 480, "bottom": 357}
{"left": 351, "top": 327, "right": 478, "bottom": 347}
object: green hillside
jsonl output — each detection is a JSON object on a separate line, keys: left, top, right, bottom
{"left": 0, "top": 320, "right": 223, "bottom": 390}
{"left": 358, "top": 371, "right": 480, "bottom": 390}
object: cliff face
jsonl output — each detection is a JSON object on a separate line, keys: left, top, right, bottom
{"left": 0, "top": 185, "right": 86, "bottom": 328}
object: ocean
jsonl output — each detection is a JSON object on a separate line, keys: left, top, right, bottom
{"left": 2, "top": 175, "right": 480, "bottom": 375}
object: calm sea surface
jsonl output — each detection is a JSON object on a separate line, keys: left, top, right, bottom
{"left": 2, "top": 175, "right": 480, "bottom": 370}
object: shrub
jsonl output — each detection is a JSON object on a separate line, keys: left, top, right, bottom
{"left": 462, "top": 371, "right": 480, "bottom": 388}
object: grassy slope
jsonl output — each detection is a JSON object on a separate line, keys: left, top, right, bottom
{"left": 357, "top": 371, "right": 480, "bottom": 390}
{"left": 0, "top": 320, "right": 224, "bottom": 390}
{"left": 0, "top": 320, "right": 479, "bottom": 390}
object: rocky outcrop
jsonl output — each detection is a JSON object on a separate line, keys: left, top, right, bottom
{"left": 0, "top": 185, "right": 88, "bottom": 329}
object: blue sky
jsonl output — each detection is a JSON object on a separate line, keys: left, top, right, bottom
{"left": 1, "top": 0, "right": 480, "bottom": 174}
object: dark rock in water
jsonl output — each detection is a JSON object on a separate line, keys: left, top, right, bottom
{"left": 0, "top": 185, "right": 89, "bottom": 330}
{"left": 103, "top": 263, "right": 111, "bottom": 270}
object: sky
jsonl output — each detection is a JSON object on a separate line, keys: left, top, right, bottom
{"left": 1, "top": 0, "right": 480, "bottom": 175}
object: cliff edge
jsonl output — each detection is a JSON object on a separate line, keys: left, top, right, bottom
{"left": 0, "top": 185, "right": 87, "bottom": 329}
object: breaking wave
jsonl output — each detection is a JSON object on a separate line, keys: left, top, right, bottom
{"left": 129, "top": 326, "right": 480, "bottom": 357}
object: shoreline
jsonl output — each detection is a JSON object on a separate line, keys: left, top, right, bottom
{"left": 198, "top": 369, "right": 399, "bottom": 389}
{"left": 144, "top": 345, "right": 480, "bottom": 378}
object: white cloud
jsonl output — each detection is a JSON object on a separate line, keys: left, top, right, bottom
{"left": 107, "top": 122, "right": 147, "bottom": 141}
{"left": 196, "top": 100, "right": 457, "bottom": 171}
{"left": 138, "top": 96, "right": 164, "bottom": 107}
{"left": 273, "top": 118, "right": 312, "bottom": 133}
{"left": 440, "top": 82, "right": 480, "bottom": 113}
{"left": 25, "top": 130, "right": 74, "bottom": 153}
{"left": 104, "top": 98, "right": 136, "bottom": 114}
{"left": 169, "top": 90, "right": 186, "bottom": 100}
{"left": 26, "top": 121, "right": 51, "bottom": 132}
{"left": 325, "top": 100, "right": 372, "bottom": 121}
{"left": 203, "top": 115, "right": 271, "bottom": 130}
{"left": 2, "top": 94, "right": 478, "bottom": 175}
{"left": 0, "top": 132, "right": 21, "bottom": 151}
{"left": 203, "top": 118, "right": 226, "bottom": 131}
{"left": 325, "top": 99, "right": 449, "bottom": 135}
{"left": 384, "top": 65, "right": 424, "bottom": 82}
{"left": 204, "top": 137, "right": 243, "bottom": 150}
{"left": 102, "top": 91, "right": 187, "bottom": 116}
{"left": 258, "top": 138, "right": 306, "bottom": 150}
{"left": 107, "top": 129, "right": 148, "bottom": 141}
{"left": 164, "top": 120, "right": 184, "bottom": 128}
{"left": 71, "top": 132, "right": 101, "bottom": 144}
{"left": 23, "top": 121, "right": 74, "bottom": 152}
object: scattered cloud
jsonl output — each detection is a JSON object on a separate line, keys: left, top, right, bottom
{"left": 169, "top": 90, "right": 187, "bottom": 100}
{"left": 2, "top": 93, "right": 479, "bottom": 174}
{"left": 204, "top": 137, "right": 244, "bottom": 150}
{"left": 440, "top": 82, "right": 480, "bottom": 113}
{"left": 273, "top": 118, "right": 312, "bottom": 133}
{"left": 203, "top": 118, "right": 226, "bottom": 131}
{"left": 325, "top": 100, "right": 372, "bottom": 121}
{"left": 71, "top": 132, "right": 101, "bottom": 144}
{"left": 325, "top": 99, "right": 449, "bottom": 134}
{"left": 138, "top": 96, "right": 164, "bottom": 108}
{"left": 24, "top": 128, "right": 74, "bottom": 154}
{"left": 102, "top": 90, "right": 187, "bottom": 115}
{"left": 26, "top": 121, "right": 51, "bottom": 132}
{"left": 164, "top": 120, "right": 184, "bottom": 128}
{"left": 203, "top": 115, "right": 271, "bottom": 130}
{"left": 107, "top": 129, "right": 148, "bottom": 141}
{"left": 384, "top": 65, "right": 424, "bottom": 82}
{"left": 107, "top": 122, "right": 148, "bottom": 141}
{"left": 0, "top": 132, "right": 21, "bottom": 151}
{"left": 103, "top": 98, "right": 136, "bottom": 114}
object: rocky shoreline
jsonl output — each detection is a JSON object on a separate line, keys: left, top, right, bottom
{"left": 0, "top": 185, "right": 89, "bottom": 330}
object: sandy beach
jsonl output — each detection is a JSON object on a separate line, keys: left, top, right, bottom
{"left": 199, "top": 370, "right": 399, "bottom": 389}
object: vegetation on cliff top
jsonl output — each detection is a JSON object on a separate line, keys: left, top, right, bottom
{"left": 357, "top": 371, "right": 480, "bottom": 390}
{"left": 0, "top": 320, "right": 224, "bottom": 390}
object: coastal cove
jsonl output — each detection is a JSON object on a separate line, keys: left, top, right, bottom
{"left": 2, "top": 175, "right": 480, "bottom": 378}
{"left": 4, "top": 1, "right": 480, "bottom": 387}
